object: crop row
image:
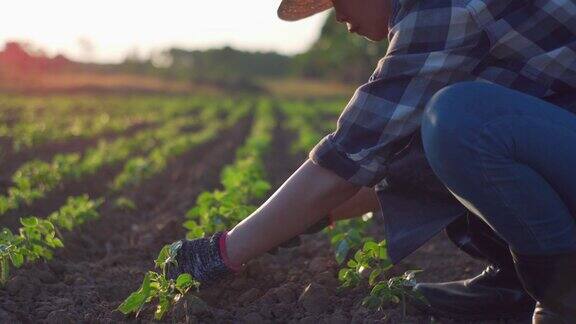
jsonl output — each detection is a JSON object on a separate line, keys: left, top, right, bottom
{"left": 0, "top": 96, "right": 216, "bottom": 151}
{"left": 0, "top": 99, "right": 252, "bottom": 285}
{"left": 112, "top": 101, "right": 251, "bottom": 191}
{"left": 118, "top": 99, "right": 276, "bottom": 319}
{"left": 0, "top": 100, "right": 240, "bottom": 216}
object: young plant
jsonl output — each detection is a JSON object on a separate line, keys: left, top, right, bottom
{"left": 0, "top": 218, "right": 63, "bottom": 285}
{"left": 328, "top": 214, "right": 371, "bottom": 264}
{"left": 118, "top": 241, "right": 200, "bottom": 319}
{"left": 336, "top": 238, "right": 389, "bottom": 287}
{"left": 0, "top": 195, "right": 102, "bottom": 285}
{"left": 120, "top": 100, "right": 274, "bottom": 319}
{"left": 362, "top": 270, "right": 427, "bottom": 318}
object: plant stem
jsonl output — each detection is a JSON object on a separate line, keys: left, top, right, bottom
{"left": 0, "top": 257, "right": 9, "bottom": 286}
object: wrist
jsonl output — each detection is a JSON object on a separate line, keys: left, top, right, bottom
{"left": 218, "top": 231, "right": 243, "bottom": 272}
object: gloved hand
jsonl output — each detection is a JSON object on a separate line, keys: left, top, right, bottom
{"left": 166, "top": 231, "right": 241, "bottom": 284}
{"left": 267, "top": 214, "right": 334, "bottom": 255}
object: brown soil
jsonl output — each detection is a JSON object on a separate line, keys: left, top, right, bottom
{"left": 0, "top": 112, "right": 533, "bottom": 324}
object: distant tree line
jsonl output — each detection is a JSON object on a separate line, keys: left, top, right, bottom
{"left": 0, "top": 12, "right": 389, "bottom": 87}
{"left": 116, "top": 12, "right": 389, "bottom": 85}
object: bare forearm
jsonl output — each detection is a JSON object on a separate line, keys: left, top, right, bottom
{"left": 330, "top": 187, "right": 380, "bottom": 221}
{"left": 226, "top": 159, "right": 360, "bottom": 266}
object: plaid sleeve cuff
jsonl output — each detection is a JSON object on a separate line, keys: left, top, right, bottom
{"left": 309, "top": 134, "right": 388, "bottom": 187}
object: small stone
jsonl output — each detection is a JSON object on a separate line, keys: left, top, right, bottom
{"left": 238, "top": 288, "right": 260, "bottom": 305}
{"left": 298, "top": 283, "right": 332, "bottom": 315}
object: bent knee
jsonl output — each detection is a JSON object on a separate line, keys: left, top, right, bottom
{"left": 422, "top": 82, "right": 503, "bottom": 142}
{"left": 421, "top": 82, "right": 493, "bottom": 168}
{"left": 422, "top": 82, "right": 490, "bottom": 134}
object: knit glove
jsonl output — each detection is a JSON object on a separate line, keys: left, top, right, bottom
{"left": 267, "top": 214, "right": 334, "bottom": 255}
{"left": 166, "top": 231, "right": 241, "bottom": 284}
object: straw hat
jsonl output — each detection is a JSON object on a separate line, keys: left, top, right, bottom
{"left": 277, "top": 0, "right": 333, "bottom": 21}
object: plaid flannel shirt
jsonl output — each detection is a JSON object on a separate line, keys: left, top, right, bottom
{"left": 310, "top": 0, "right": 576, "bottom": 188}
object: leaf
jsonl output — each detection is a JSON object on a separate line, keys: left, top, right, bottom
{"left": 117, "top": 273, "right": 152, "bottom": 314}
{"left": 20, "top": 217, "right": 39, "bottom": 227}
{"left": 155, "top": 245, "right": 172, "bottom": 269}
{"left": 362, "top": 295, "right": 381, "bottom": 309}
{"left": 363, "top": 241, "right": 378, "bottom": 253}
{"left": 9, "top": 252, "right": 24, "bottom": 268}
{"left": 369, "top": 269, "right": 382, "bottom": 286}
{"left": 175, "top": 274, "right": 193, "bottom": 292}
{"left": 335, "top": 239, "right": 350, "bottom": 264}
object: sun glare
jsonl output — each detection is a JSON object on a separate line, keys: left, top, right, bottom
{"left": 0, "top": 0, "right": 329, "bottom": 63}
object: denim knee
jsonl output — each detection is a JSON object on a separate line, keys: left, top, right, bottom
{"left": 421, "top": 81, "right": 489, "bottom": 175}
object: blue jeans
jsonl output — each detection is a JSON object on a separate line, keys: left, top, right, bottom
{"left": 422, "top": 81, "right": 576, "bottom": 255}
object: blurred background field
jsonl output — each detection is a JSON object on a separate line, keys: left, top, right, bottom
{"left": 0, "top": 5, "right": 387, "bottom": 98}
{"left": 0, "top": 3, "right": 497, "bottom": 323}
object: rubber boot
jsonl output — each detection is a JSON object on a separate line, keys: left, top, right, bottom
{"left": 512, "top": 250, "right": 576, "bottom": 323}
{"left": 410, "top": 212, "right": 535, "bottom": 320}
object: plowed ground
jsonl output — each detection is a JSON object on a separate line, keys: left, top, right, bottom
{"left": 0, "top": 113, "right": 530, "bottom": 324}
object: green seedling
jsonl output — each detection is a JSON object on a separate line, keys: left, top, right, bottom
{"left": 118, "top": 242, "right": 200, "bottom": 320}
{"left": 121, "top": 100, "right": 275, "bottom": 319}
{"left": 0, "top": 195, "right": 102, "bottom": 285}
{"left": 362, "top": 270, "right": 427, "bottom": 318}
{"left": 329, "top": 217, "right": 371, "bottom": 265}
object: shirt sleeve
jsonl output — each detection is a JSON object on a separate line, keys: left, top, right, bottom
{"left": 309, "top": 3, "right": 491, "bottom": 187}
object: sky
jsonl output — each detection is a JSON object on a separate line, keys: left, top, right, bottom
{"left": 0, "top": 0, "right": 330, "bottom": 63}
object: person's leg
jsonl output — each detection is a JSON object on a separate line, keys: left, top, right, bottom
{"left": 421, "top": 81, "right": 576, "bottom": 321}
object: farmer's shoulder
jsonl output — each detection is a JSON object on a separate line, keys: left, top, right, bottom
{"left": 392, "top": 0, "right": 478, "bottom": 26}
{"left": 391, "top": 0, "right": 515, "bottom": 31}
{"left": 388, "top": 0, "right": 488, "bottom": 52}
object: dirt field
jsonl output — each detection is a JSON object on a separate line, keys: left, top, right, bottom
{"left": 0, "top": 104, "right": 533, "bottom": 324}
